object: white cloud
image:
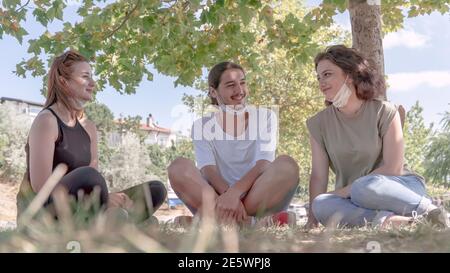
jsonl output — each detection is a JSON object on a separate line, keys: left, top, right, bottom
{"left": 383, "top": 29, "right": 430, "bottom": 49}
{"left": 387, "top": 71, "right": 450, "bottom": 92}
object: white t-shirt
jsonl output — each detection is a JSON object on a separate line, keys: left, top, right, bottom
{"left": 191, "top": 107, "right": 278, "bottom": 186}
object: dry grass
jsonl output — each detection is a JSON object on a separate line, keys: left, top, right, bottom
{"left": 2, "top": 214, "right": 450, "bottom": 253}
{"left": 1, "top": 181, "right": 450, "bottom": 253}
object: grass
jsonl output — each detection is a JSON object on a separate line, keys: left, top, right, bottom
{"left": 2, "top": 215, "right": 450, "bottom": 253}
{"left": 0, "top": 183, "right": 449, "bottom": 253}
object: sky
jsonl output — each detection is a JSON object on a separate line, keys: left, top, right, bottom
{"left": 1, "top": 1, "right": 449, "bottom": 135}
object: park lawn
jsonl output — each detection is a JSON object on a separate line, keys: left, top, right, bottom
{"left": 0, "top": 183, "right": 449, "bottom": 253}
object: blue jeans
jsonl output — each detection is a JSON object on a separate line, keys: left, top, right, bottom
{"left": 311, "top": 174, "right": 432, "bottom": 227}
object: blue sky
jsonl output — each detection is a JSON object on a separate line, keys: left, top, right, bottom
{"left": 1, "top": 1, "right": 449, "bottom": 134}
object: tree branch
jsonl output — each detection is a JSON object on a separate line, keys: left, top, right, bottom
{"left": 15, "top": 0, "right": 31, "bottom": 13}
{"left": 104, "top": 0, "right": 141, "bottom": 40}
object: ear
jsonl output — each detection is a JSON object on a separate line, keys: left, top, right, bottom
{"left": 59, "top": 76, "right": 67, "bottom": 86}
{"left": 347, "top": 75, "right": 354, "bottom": 85}
{"left": 209, "top": 87, "right": 218, "bottom": 99}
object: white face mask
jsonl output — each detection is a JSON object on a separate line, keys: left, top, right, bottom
{"left": 68, "top": 96, "right": 87, "bottom": 110}
{"left": 332, "top": 75, "right": 352, "bottom": 108}
{"left": 215, "top": 91, "right": 247, "bottom": 115}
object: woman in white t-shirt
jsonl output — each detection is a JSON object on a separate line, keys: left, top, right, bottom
{"left": 168, "top": 62, "right": 299, "bottom": 226}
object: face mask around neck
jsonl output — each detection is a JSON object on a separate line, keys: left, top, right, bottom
{"left": 332, "top": 75, "right": 352, "bottom": 108}
{"left": 215, "top": 92, "right": 247, "bottom": 115}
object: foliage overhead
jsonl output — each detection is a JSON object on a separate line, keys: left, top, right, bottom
{"left": 1, "top": 0, "right": 448, "bottom": 94}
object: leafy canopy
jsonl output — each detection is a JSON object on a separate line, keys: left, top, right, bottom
{"left": 1, "top": 0, "right": 448, "bottom": 94}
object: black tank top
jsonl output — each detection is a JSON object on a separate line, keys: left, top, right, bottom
{"left": 25, "top": 107, "right": 92, "bottom": 180}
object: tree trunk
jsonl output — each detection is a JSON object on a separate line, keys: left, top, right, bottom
{"left": 348, "top": 0, "right": 385, "bottom": 99}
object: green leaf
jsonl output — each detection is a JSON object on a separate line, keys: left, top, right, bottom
{"left": 33, "top": 8, "right": 49, "bottom": 27}
{"left": 27, "top": 39, "right": 42, "bottom": 54}
{"left": 239, "top": 5, "right": 253, "bottom": 26}
{"left": 13, "top": 27, "right": 28, "bottom": 44}
{"left": 142, "top": 15, "right": 155, "bottom": 32}
{"left": 2, "top": 0, "right": 21, "bottom": 9}
{"left": 14, "top": 61, "right": 26, "bottom": 78}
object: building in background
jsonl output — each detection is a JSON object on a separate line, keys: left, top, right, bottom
{"left": 1, "top": 97, "right": 183, "bottom": 148}
{"left": 141, "top": 113, "right": 178, "bottom": 147}
{"left": 110, "top": 113, "right": 184, "bottom": 148}
{"left": 0, "top": 97, "right": 44, "bottom": 119}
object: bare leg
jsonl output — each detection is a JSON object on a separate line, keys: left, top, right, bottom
{"left": 167, "top": 157, "right": 218, "bottom": 215}
{"left": 243, "top": 155, "right": 299, "bottom": 216}
{"left": 381, "top": 215, "right": 413, "bottom": 229}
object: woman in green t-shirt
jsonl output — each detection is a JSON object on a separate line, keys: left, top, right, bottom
{"left": 305, "top": 45, "right": 448, "bottom": 229}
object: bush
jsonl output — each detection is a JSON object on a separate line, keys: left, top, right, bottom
{"left": 423, "top": 111, "right": 450, "bottom": 186}
{"left": 0, "top": 103, "right": 31, "bottom": 182}
{"left": 101, "top": 132, "right": 157, "bottom": 191}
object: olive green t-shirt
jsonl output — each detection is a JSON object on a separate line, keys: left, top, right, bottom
{"left": 307, "top": 99, "right": 412, "bottom": 190}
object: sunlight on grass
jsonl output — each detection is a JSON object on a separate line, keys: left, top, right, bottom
{"left": 1, "top": 184, "right": 449, "bottom": 253}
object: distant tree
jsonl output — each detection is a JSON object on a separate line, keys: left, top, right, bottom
{"left": 168, "top": 139, "right": 195, "bottom": 163}
{"left": 0, "top": 103, "right": 31, "bottom": 181}
{"left": 84, "top": 101, "right": 116, "bottom": 169}
{"left": 146, "top": 143, "right": 168, "bottom": 180}
{"left": 147, "top": 139, "right": 194, "bottom": 182}
{"left": 102, "top": 132, "right": 154, "bottom": 191}
{"left": 403, "top": 101, "right": 432, "bottom": 175}
{"left": 117, "top": 115, "right": 147, "bottom": 143}
{"left": 424, "top": 110, "right": 450, "bottom": 186}
{"left": 84, "top": 101, "right": 115, "bottom": 135}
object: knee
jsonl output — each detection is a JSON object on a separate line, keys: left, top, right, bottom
{"left": 79, "top": 166, "right": 107, "bottom": 188}
{"left": 69, "top": 166, "right": 108, "bottom": 204}
{"left": 168, "top": 157, "right": 195, "bottom": 188}
{"left": 148, "top": 180, "right": 168, "bottom": 202}
{"left": 168, "top": 157, "right": 193, "bottom": 179}
{"left": 311, "top": 193, "right": 334, "bottom": 223}
{"left": 350, "top": 175, "right": 385, "bottom": 200}
{"left": 274, "top": 155, "right": 299, "bottom": 181}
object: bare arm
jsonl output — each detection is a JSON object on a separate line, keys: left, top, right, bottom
{"left": 229, "top": 160, "right": 270, "bottom": 197}
{"left": 307, "top": 135, "right": 330, "bottom": 226}
{"left": 201, "top": 165, "right": 230, "bottom": 195}
{"left": 28, "top": 111, "right": 58, "bottom": 193}
{"left": 370, "top": 111, "right": 404, "bottom": 176}
{"left": 204, "top": 160, "right": 269, "bottom": 224}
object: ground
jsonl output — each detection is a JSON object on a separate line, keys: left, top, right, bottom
{"left": 0, "top": 180, "right": 191, "bottom": 224}
{"left": 1, "top": 180, "right": 450, "bottom": 252}
{"left": 0, "top": 182, "right": 17, "bottom": 223}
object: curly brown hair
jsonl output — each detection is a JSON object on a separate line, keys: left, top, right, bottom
{"left": 314, "top": 45, "right": 385, "bottom": 104}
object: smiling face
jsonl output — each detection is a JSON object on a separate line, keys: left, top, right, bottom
{"left": 211, "top": 68, "right": 247, "bottom": 106}
{"left": 65, "top": 61, "right": 95, "bottom": 102}
{"left": 316, "top": 59, "right": 351, "bottom": 102}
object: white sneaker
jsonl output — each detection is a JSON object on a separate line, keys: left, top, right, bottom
{"left": 425, "top": 207, "right": 450, "bottom": 229}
